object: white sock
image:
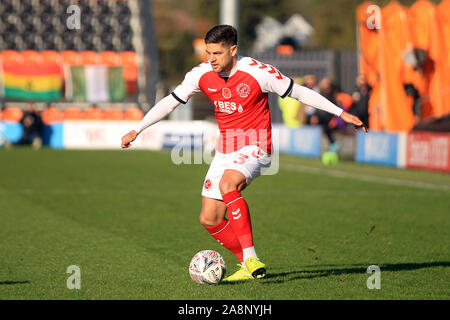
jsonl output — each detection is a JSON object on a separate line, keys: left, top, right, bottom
{"left": 242, "top": 247, "right": 257, "bottom": 264}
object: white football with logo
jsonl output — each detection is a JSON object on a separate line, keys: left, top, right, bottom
{"left": 189, "top": 250, "right": 226, "bottom": 285}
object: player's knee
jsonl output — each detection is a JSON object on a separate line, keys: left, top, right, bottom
{"left": 219, "top": 179, "right": 247, "bottom": 195}
{"left": 219, "top": 179, "right": 237, "bottom": 195}
{"left": 199, "top": 210, "right": 220, "bottom": 228}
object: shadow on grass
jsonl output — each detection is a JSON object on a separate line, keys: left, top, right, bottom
{"left": 0, "top": 281, "right": 30, "bottom": 285}
{"left": 260, "top": 261, "right": 450, "bottom": 284}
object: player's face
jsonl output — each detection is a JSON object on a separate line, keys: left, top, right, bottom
{"left": 205, "top": 42, "right": 237, "bottom": 73}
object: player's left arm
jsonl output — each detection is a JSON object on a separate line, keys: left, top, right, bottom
{"left": 288, "top": 83, "right": 368, "bottom": 132}
{"left": 265, "top": 69, "right": 367, "bottom": 132}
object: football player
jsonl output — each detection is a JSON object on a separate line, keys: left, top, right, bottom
{"left": 122, "top": 25, "right": 367, "bottom": 281}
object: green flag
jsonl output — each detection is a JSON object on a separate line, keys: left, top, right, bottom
{"left": 108, "top": 66, "right": 126, "bottom": 102}
{"left": 66, "top": 65, "right": 126, "bottom": 102}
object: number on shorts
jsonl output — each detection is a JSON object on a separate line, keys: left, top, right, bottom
{"left": 251, "top": 149, "right": 264, "bottom": 159}
{"left": 233, "top": 153, "right": 249, "bottom": 165}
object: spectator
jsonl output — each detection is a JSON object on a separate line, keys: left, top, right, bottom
{"left": 312, "top": 77, "right": 340, "bottom": 151}
{"left": 18, "top": 103, "right": 43, "bottom": 149}
{"left": 303, "top": 74, "right": 319, "bottom": 124}
{"left": 303, "top": 74, "right": 319, "bottom": 92}
{"left": 351, "top": 74, "right": 371, "bottom": 128}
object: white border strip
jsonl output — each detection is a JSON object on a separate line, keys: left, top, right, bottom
{"left": 397, "top": 132, "right": 407, "bottom": 169}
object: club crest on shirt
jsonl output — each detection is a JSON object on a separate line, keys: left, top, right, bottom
{"left": 222, "top": 87, "right": 232, "bottom": 99}
{"left": 237, "top": 83, "right": 250, "bottom": 98}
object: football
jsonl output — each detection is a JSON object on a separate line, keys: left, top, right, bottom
{"left": 189, "top": 250, "right": 226, "bottom": 285}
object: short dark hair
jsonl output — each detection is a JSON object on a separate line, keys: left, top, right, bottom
{"left": 204, "top": 25, "right": 237, "bottom": 46}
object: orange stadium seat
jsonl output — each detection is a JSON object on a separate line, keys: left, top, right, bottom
{"left": 41, "top": 50, "right": 62, "bottom": 66}
{"left": 2, "top": 108, "right": 24, "bottom": 123}
{"left": 119, "top": 51, "right": 138, "bottom": 66}
{"left": 81, "top": 51, "right": 101, "bottom": 65}
{"left": 119, "top": 51, "right": 138, "bottom": 81}
{"left": 100, "top": 51, "right": 120, "bottom": 66}
{"left": 103, "top": 108, "right": 124, "bottom": 120}
{"left": 84, "top": 107, "right": 103, "bottom": 120}
{"left": 1, "top": 50, "right": 21, "bottom": 65}
{"left": 124, "top": 107, "right": 144, "bottom": 120}
{"left": 63, "top": 107, "right": 84, "bottom": 120}
{"left": 21, "top": 50, "right": 42, "bottom": 65}
{"left": 61, "top": 50, "right": 82, "bottom": 66}
{"left": 42, "top": 107, "right": 64, "bottom": 125}
{"left": 122, "top": 65, "right": 139, "bottom": 82}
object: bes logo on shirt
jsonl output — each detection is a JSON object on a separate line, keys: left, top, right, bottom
{"left": 214, "top": 101, "right": 244, "bottom": 114}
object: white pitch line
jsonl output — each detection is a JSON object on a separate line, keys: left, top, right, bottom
{"left": 281, "top": 162, "right": 450, "bottom": 191}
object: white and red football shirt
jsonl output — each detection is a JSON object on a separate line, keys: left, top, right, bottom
{"left": 171, "top": 56, "right": 294, "bottom": 154}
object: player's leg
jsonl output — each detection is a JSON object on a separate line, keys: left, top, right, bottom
{"left": 220, "top": 169, "right": 266, "bottom": 279}
{"left": 219, "top": 169, "right": 253, "bottom": 257}
{"left": 200, "top": 196, "right": 254, "bottom": 282}
{"left": 199, "top": 196, "right": 244, "bottom": 263}
{"left": 199, "top": 196, "right": 227, "bottom": 228}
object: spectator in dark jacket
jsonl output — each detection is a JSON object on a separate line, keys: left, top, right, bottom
{"left": 351, "top": 75, "right": 371, "bottom": 129}
{"left": 19, "top": 103, "right": 43, "bottom": 149}
{"left": 313, "top": 77, "right": 340, "bottom": 151}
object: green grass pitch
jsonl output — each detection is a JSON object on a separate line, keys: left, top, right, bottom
{"left": 0, "top": 148, "right": 449, "bottom": 299}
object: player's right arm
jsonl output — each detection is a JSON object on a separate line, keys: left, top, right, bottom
{"left": 121, "top": 65, "right": 205, "bottom": 149}
{"left": 121, "top": 94, "right": 181, "bottom": 148}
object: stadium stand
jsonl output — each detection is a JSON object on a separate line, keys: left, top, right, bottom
{"left": 84, "top": 107, "right": 103, "bottom": 120}
{"left": 41, "top": 107, "right": 64, "bottom": 125}
{"left": 0, "top": 49, "right": 21, "bottom": 64}
{"left": 0, "top": 0, "right": 157, "bottom": 152}
{"left": 60, "top": 50, "right": 82, "bottom": 66}
{"left": 0, "top": 0, "right": 153, "bottom": 111}
{"left": 124, "top": 107, "right": 144, "bottom": 120}
{"left": 20, "top": 49, "right": 42, "bottom": 65}
{"left": 100, "top": 51, "right": 121, "bottom": 67}
{"left": 41, "top": 50, "right": 62, "bottom": 65}
{"left": 0, "top": 0, "right": 134, "bottom": 52}
{"left": 63, "top": 107, "right": 84, "bottom": 120}
{"left": 80, "top": 50, "right": 101, "bottom": 65}
{"left": 103, "top": 108, "right": 124, "bottom": 120}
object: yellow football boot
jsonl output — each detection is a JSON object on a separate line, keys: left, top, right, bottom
{"left": 245, "top": 257, "right": 266, "bottom": 279}
{"left": 222, "top": 264, "right": 253, "bottom": 282}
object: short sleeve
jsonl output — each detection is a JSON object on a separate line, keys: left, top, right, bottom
{"left": 261, "top": 65, "right": 294, "bottom": 98}
{"left": 172, "top": 68, "right": 203, "bottom": 104}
